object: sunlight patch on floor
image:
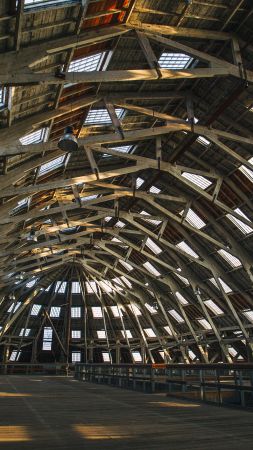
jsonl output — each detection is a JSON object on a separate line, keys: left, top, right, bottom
{"left": 74, "top": 424, "right": 132, "bottom": 440}
{"left": 149, "top": 401, "right": 201, "bottom": 408}
{"left": 0, "top": 426, "right": 31, "bottom": 442}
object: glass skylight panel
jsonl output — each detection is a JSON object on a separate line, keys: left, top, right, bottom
{"left": 228, "top": 346, "right": 237, "bottom": 357}
{"left": 136, "top": 177, "right": 144, "bottom": 189}
{"left": 132, "top": 351, "right": 142, "bottom": 362}
{"left": 198, "top": 318, "right": 212, "bottom": 330}
{"left": 110, "top": 145, "right": 132, "bottom": 153}
{"left": 145, "top": 237, "right": 162, "bottom": 255}
{"left": 189, "top": 350, "right": 196, "bottom": 360}
{"left": 149, "top": 185, "right": 161, "bottom": 194}
{"left": 24, "top": 0, "right": 72, "bottom": 8}
{"left": 102, "top": 352, "right": 111, "bottom": 362}
{"left": 217, "top": 249, "right": 242, "bottom": 268}
{"left": 50, "top": 306, "right": 61, "bottom": 318}
{"left": 71, "top": 282, "right": 81, "bottom": 294}
{"left": 158, "top": 52, "right": 193, "bottom": 69}
{"left": 31, "top": 304, "right": 41, "bottom": 316}
{"left": 140, "top": 210, "right": 162, "bottom": 226}
{"left": 71, "top": 307, "right": 81, "bottom": 318}
{"left": 86, "top": 281, "right": 98, "bottom": 294}
{"left": 164, "top": 325, "right": 173, "bottom": 335}
{"left": 68, "top": 52, "right": 105, "bottom": 72}
{"left": 121, "top": 329, "right": 133, "bottom": 339}
{"left": 209, "top": 277, "right": 232, "bottom": 294}
{"left": 55, "top": 281, "right": 67, "bottom": 294}
{"left": 85, "top": 108, "right": 124, "bottom": 125}
{"left": 143, "top": 261, "right": 161, "bottom": 277}
{"left": 120, "top": 276, "right": 132, "bottom": 288}
{"left": 0, "top": 86, "right": 6, "bottom": 107}
{"left": 38, "top": 155, "right": 65, "bottom": 176}
{"left": 175, "top": 269, "right": 189, "bottom": 286}
{"left": 112, "top": 277, "right": 124, "bottom": 290}
{"left": 19, "top": 127, "right": 47, "bottom": 145}
{"left": 72, "top": 330, "right": 81, "bottom": 339}
{"left": 159, "top": 351, "right": 165, "bottom": 360}
{"left": 169, "top": 309, "right": 184, "bottom": 323}
{"left": 144, "top": 328, "right": 156, "bottom": 337}
{"left": 175, "top": 291, "right": 189, "bottom": 306}
{"left": 243, "top": 310, "right": 253, "bottom": 323}
{"left": 226, "top": 208, "right": 253, "bottom": 235}
{"left": 92, "top": 306, "right": 103, "bottom": 318}
{"left": 104, "top": 216, "right": 112, "bottom": 222}
{"left": 182, "top": 172, "right": 212, "bottom": 190}
{"left": 128, "top": 304, "right": 142, "bottom": 316}
{"left": 8, "top": 302, "right": 21, "bottom": 313}
{"left": 145, "top": 303, "right": 158, "bottom": 314}
{"left": 239, "top": 156, "right": 253, "bottom": 183}
{"left": 81, "top": 194, "right": 98, "bottom": 202}
{"left": 19, "top": 328, "right": 31, "bottom": 337}
{"left": 9, "top": 351, "right": 21, "bottom": 361}
{"left": 110, "top": 306, "right": 123, "bottom": 318}
{"left": 26, "top": 278, "right": 38, "bottom": 288}
{"left": 72, "top": 352, "right": 81, "bottom": 363}
{"left": 197, "top": 136, "right": 211, "bottom": 146}
{"left": 119, "top": 259, "right": 133, "bottom": 272}
{"left": 45, "top": 284, "right": 51, "bottom": 292}
{"left": 97, "top": 330, "right": 106, "bottom": 339}
{"left": 180, "top": 208, "right": 206, "bottom": 229}
{"left": 115, "top": 220, "right": 125, "bottom": 228}
{"left": 42, "top": 326, "right": 52, "bottom": 351}
{"left": 42, "top": 341, "right": 52, "bottom": 351}
{"left": 204, "top": 299, "right": 223, "bottom": 316}
{"left": 176, "top": 241, "right": 199, "bottom": 259}
{"left": 99, "top": 280, "right": 113, "bottom": 293}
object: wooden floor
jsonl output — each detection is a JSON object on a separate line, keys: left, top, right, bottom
{"left": 0, "top": 376, "right": 252, "bottom": 449}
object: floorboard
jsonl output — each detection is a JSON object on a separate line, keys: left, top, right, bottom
{"left": 0, "top": 375, "right": 252, "bottom": 449}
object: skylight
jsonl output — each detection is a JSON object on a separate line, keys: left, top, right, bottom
{"left": 8, "top": 302, "right": 21, "bottom": 313}
{"left": 19, "top": 328, "right": 31, "bottom": 337}
{"left": 132, "top": 351, "right": 142, "bottom": 362}
{"left": 226, "top": 208, "right": 253, "bottom": 235}
{"left": 175, "top": 291, "right": 189, "bottom": 306}
{"left": 128, "top": 304, "right": 142, "bottom": 316}
{"left": 164, "top": 325, "right": 173, "bottom": 335}
{"left": 71, "top": 307, "right": 81, "bottom": 318}
{"left": 119, "top": 259, "right": 133, "bottom": 272}
{"left": 182, "top": 172, "right": 212, "bottom": 190}
{"left": 204, "top": 299, "right": 223, "bottom": 316}
{"left": 68, "top": 52, "right": 105, "bottom": 73}
{"left": 176, "top": 240, "right": 199, "bottom": 259}
{"left": 145, "top": 303, "right": 158, "bottom": 314}
{"left": 189, "top": 350, "right": 197, "bottom": 360}
{"left": 72, "top": 282, "right": 81, "bottom": 294}
{"left": 72, "top": 352, "right": 81, "bottom": 363}
{"left": 145, "top": 237, "right": 162, "bottom": 255}
{"left": 42, "top": 326, "right": 52, "bottom": 351}
{"left": 99, "top": 281, "right": 113, "bottom": 293}
{"left": 209, "top": 277, "right": 232, "bottom": 294}
{"left": 55, "top": 281, "right": 67, "bottom": 294}
{"left": 0, "top": 87, "right": 6, "bottom": 107}
{"left": 158, "top": 52, "right": 193, "bottom": 69}
{"left": 110, "top": 306, "right": 123, "bottom": 318}
{"left": 169, "top": 309, "right": 184, "bottom": 323}
{"left": 26, "top": 278, "right": 38, "bottom": 288}
{"left": 197, "top": 136, "right": 211, "bottom": 146}
{"left": 86, "top": 281, "right": 98, "bottom": 294}
{"left": 198, "top": 318, "right": 212, "bottom": 330}
{"left": 38, "top": 155, "right": 65, "bottom": 177}
{"left": 217, "top": 249, "right": 242, "bottom": 268}
{"left": 84, "top": 108, "right": 124, "bottom": 125}
{"left": 72, "top": 330, "right": 81, "bottom": 339}
{"left": 102, "top": 352, "right": 111, "bottom": 362}
{"left": 121, "top": 329, "right": 132, "bottom": 339}
{"left": 239, "top": 156, "right": 253, "bottom": 183}
{"left": 144, "top": 328, "right": 156, "bottom": 338}
{"left": 97, "top": 330, "right": 106, "bottom": 339}
{"left": 175, "top": 269, "right": 189, "bottom": 286}
{"left": 110, "top": 145, "right": 132, "bottom": 153}
{"left": 143, "top": 261, "right": 161, "bottom": 277}
{"left": 180, "top": 208, "right": 206, "bottom": 229}
{"left": 140, "top": 210, "right": 162, "bottom": 226}
{"left": 50, "top": 306, "right": 61, "bottom": 318}
{"left": 149, "top": 185, "right": 161, "bottom": 194}
{"left": 120, "top": 276, "right": 132, "bottom": 288}
{"left": 228, "top": 346, "right": 237, "bottom": 357}
{"left": 20, "top": 127, "right": 48, "bottom": 145}
{"left": 9, "top": 351, "right": 21, "bottom": 361}
{"left": 92, "top": 306, "right": 103, "bottom": 318}
{"left": 24, "top": 0, "right": 72, "bottom": 8}
{"left": 31, "top": 304, "right": 41, "bottom": 316}
{"left": 115, "top": 220, "right": 125, "bottom": 228}
{"left": 243, "top": 310, "right": 253, "bottom": 323}
{"left": 136, "top": 177, "right": 144, "bottom": 189}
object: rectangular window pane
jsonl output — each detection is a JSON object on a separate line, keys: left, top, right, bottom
{"left": 72, "top": 352, "right": 81, "bottom": 362}
{"left": 71, "top": 307, "right": 81, "bottom": 318}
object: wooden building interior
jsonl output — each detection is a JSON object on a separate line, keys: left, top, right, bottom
{"left": 0, "top": 0, "right": 253, "bottom": 448}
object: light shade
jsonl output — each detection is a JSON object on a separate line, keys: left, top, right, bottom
{"left": 58, "top": 126, "right": 78, "bottom": 152}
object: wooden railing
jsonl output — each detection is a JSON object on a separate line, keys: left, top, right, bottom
{"left": 0, "top": 363, "right": 74, "bottom": 375}
{"left": 75, "top": 363, "right": 253, "bottom": 409}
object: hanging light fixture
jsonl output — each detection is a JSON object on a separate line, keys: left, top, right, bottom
{"left": 58, "top": 126, "right": 78, "bottom": 153}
